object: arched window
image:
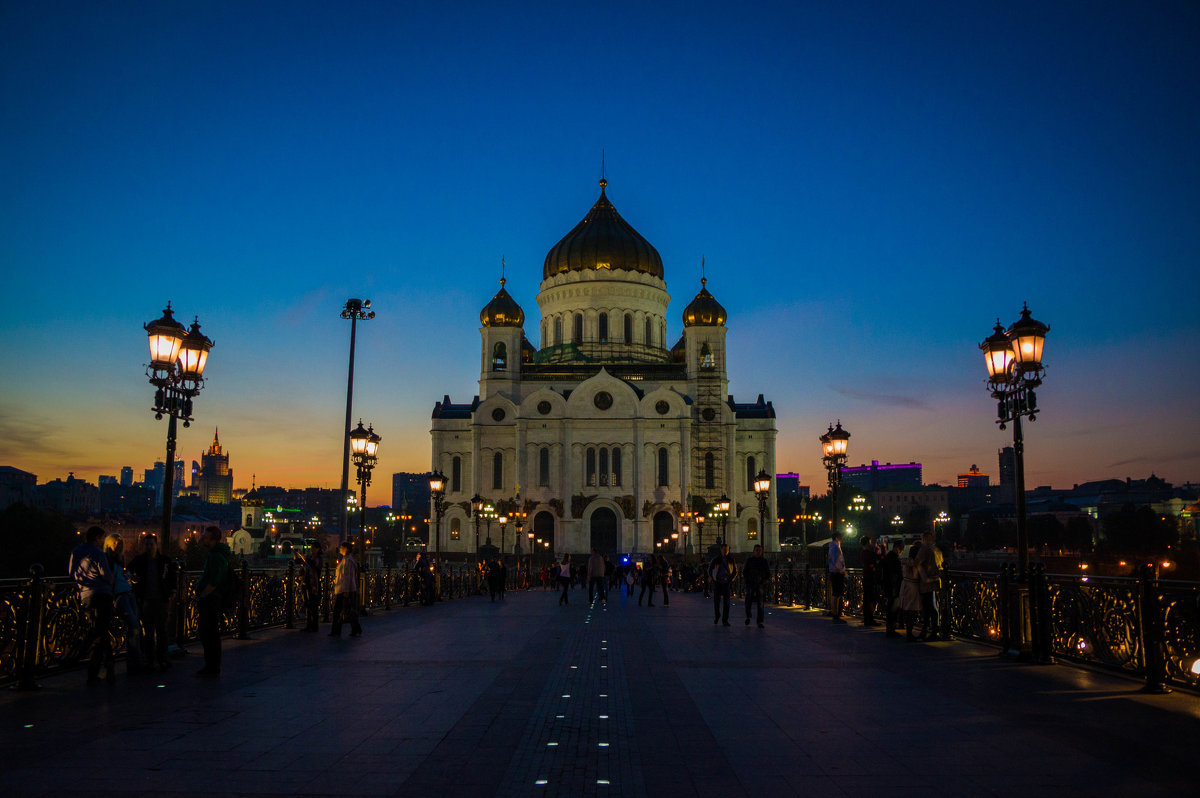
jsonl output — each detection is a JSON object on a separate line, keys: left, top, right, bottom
{"left": 700, "top": 341, "right": 714, "bottom": 370}
{"left": 611, "top": 448, "right": 622, "bottom": 487}
{"left": 450, "top": 517, "right": 461, "bottom": 541}
{"left": 644, "top": 318, "right": 652, "bottom": 346}
{"left": 598, "top": 312, "right": 608, "bottom": 342}
{"left": 747, "top": 517, "right": 758, "bottom": 540}
{"left": 554, "top": 317, "right": 562, "bottom": 346}
{"left": 657, "top": 447, "right": 669, "bottom": 487}
{"left": 574, "top": 314, "right": 583, "bottom": 343}
{"left": 586, "top": 447, "right": 596, "bottom": 487}
{"left": 492, "top": 341, "right": 507, "bottom": 371}
{"left": 493, "top": 451, "right": 503, "bottom": 490}
{"left": 747, "top": 456, "right": 756, "bottom": 492}
{"left": 245, "top": 514, "right": 252, "bottom": 527}
{"left": 624, "top": 314, "right": 633, "bottom": 344}
{"left": 599, "top": 448, "right": 609, "bottom": 486}
{"left": 451, "top": 456, "right": 462, "bottom": 493}
{"left": 704, "top": 451, "right": 715, "bottom": 489}
{"left": 539, "top": 447, "right": 550, "bottom": 487}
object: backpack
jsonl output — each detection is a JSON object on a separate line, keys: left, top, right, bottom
{"left": 221, "top": 552, "right": 242, "bottom": 610}
{"left": 714, "top": 559, "right": 731, "bottom": 584}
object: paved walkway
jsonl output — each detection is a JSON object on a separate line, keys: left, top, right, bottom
{"left": 2, "top": 585, "right": 1197, "bottom": 797}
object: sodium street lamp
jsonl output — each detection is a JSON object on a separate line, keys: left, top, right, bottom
{"left": 429, "top": 470, "right": 446, "bottom": 559}
{"left": 820, "top": 420, "right": 851, "bottom": 545}
{"left": 471, "top": 494, "right": 485, "bottom": 561}
{"left": 498, "top": 514, "right": 509, "bottom": 562}
{"left": 681, "top": 523, "right": 690, "bottom": 555}
{"left": 753, "top": 471, "right": 771, "bottom": 550}
{"left": 145, "top": 304, "right": 213, "bottom": 554}
{"left": 350, "top": 420, "right": 381, "bottom": 564}
{"left": 980, "top": 304, "right": 1049, "bottom": 577}
{"left": 339, "top": 298, "right": 375, "bottom": 541}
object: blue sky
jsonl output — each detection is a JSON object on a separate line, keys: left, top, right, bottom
{"left": 2, "top": 1, "right": 1198, "bottom": 498}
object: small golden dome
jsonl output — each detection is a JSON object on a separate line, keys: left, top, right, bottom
{"left": 480, "top": 278, "right": 525, "bottom": 327}
{"left": 682, "top": 278, "right": 726, "bottom": 327}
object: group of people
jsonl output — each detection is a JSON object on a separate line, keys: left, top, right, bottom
{"left": 707, "top": 543, "right": 772, "bottom": 627}
{"left": 828, "top": 530, "right": 945, "bottom": 641}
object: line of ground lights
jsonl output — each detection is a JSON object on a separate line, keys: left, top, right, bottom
{"left": 536, "top": 598, "right": 613, "bottom": 790}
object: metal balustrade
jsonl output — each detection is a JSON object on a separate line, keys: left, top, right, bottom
{"left": 4, "top": 561, "right": 1198, "bottom": 692}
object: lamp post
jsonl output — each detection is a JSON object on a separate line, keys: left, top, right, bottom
{"left": 980, "top": 304, "right": 1049, "bottom": 577}
{"left": 820, "top": 420, "right": 851, "bottom": 542}
{"left": 753, "top": 471, "right": 771, "bottom": 550}
{"left": 429, "top": 470, "right": 446, "bottom": 559}
{"left": 339, "top": 298, "right": 375, "bottom": 541}
{"left": 716, "top": 495, "right": 730, "bottom": 548}
{"left": 144, "top": 304, "right": 213, "bottom": 554}
{"left": 350, "top": 421, "right": 380, "bottom": 564}
{"left": 681, "top": 523, "right": 690, "bottom": 556}
{"left": 498, "top": 514, "right": 508, "bottom": 563}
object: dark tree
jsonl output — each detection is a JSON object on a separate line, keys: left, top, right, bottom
{"left": 0, "top": 503, "right": 80, "bottom": 577}
{"left": 1101, "top": 504, "right": 1177, "bottom": 557}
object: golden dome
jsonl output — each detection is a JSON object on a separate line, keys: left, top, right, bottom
{"left": 543, "top": 180, "right": 664, "bottom": 280}
{"left": 480, "top": 278, "right": 524, "bottom": 327}
{"left": 682, "top": 278, "right": 726, "bottom": 327}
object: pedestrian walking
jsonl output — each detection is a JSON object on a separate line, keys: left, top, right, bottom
{"left": 587, "top": 548, "right": 607, "bottom": 604}
{"left": 128, "top": 533, "right": 176, "bottom": 671}
{"left": 658, "top": 555, "right": 671, "bottom": 606}
{"left": 881, "top": 539, "right": 905, "bottom": 638}
{"left": 195, "top": 526, "right": 231, "bottom": 676}
{"left": 487, "top": 558, "right": 504, "bottom": 601}
{"left": 69, "top": 526, "right": 115, "bottom": 685}
{"left": 293, "top": 542, "right": 323, "bottom": 632}
{"left": 556, "top": 555, "right": 572, "bottom": 605}
{"left": 742, "top": 544, "right": 770, "bottom": 627}
{"left": 330, "top": 541, "right": 362, "bottom": 637}
{"left": 710, "top": 544, "right": 736, "bottom": 626}
{"left": 900, "top": 542, "right": 924, "bottom": 641}
{"left": 828, "top": 532, "right": 848, "bottom": 624}
{"left": 638, "top": 557, "right": 659, "bottom": 607}
{"left": 860, "top": 536, "right": 881, "bottom": 626}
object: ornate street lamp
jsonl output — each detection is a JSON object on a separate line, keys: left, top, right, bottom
{"left": 753, "top": 471, "right": 771, "bottom": 549}
{"left": 145, "top": 304, "right": 213, "bottom": 553}
{"left": 716, "top": 495, "right": 730, "bottom": 548}
{"left": 681, "top": 522, "right": 690, "bottom": 555}
{"left": 471, "top": 493, "right": 485, "bottom": 561}
{"left": 820, "top": 420, "right": 850, "bottom": 547}
{"left": 498, "top": 514, "right": 509, "bottom": 561}
{"left": 339, "top": 298, "right": 375, "bottom": 540}
{"left": 980, "top": 304, "right": 1049, "bottom": 577}
{"left": 350, "top": 421, "right": 380, "bottom": 563}
{"left": 429, "top": 470, "right": 446, "bottom": 558}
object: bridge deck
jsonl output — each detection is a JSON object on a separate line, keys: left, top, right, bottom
{"left": 2, "top": 586, "right": 1196, "bottom": 797}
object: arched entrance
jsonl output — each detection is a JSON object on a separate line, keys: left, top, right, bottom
{"left": 533, "top": 511, "right": 556, "bottom": 554}
{"left": 590, "top": 507, "right": 618, "bottom": 554}
{"left": 653, "top": 510, "right": 674, "bottom": 550}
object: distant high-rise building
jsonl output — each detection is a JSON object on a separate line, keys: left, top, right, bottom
{"left": 120, "top": 466, "right": 133, "bottom": 487}
{"left": 174, "top": 460, "right": 185, "bottom": 491}
{"left": 98, "top": 475, "right": 118, "bottom": 485}
{"left": 775, "top": 473, "right": 810, "bottom": 500}
{"left": 957, "top": 465, "right": 989, "bottom": 488}
{"left": 198, "top": 428, "right": 234, "bottom": 504}
{"left": 1, "top": 466, "right": 37, "bottom": 509}
{"left": 392, "top": 472, "right": 432, "bottom": 513}
{"left": 998, "top": 447, "right": 1016, "bottom": 486}
{"left": 35, "top": 472, "right": 99, "bottom": 515}
{"left": 145, "top": 461, "right": 166, "bottom": 507}
{"left": 191, "top": 460, "right": 200, "bottom": 488}
{"left": 841, "top": 460, "right": 922, "bottom": 492}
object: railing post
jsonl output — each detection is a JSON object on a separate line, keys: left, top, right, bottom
{"left": 997, "top": 564, "right": 1011, "bottom": 657}
{"left": 236, "top": 559, "right": 250, "bottom": 640}
{"left": 1139, "top": 563, "right": 1172, "bottom": 694}
{"left": 322, "top": 561, "right": 332, "bottom": 621}
{"left": 13, "top": 563, "right": 45, "bottom": 691}
{"left": 384, "top": 564, "right": 392, "bottom": 611}
{"left": 1032, "top": 563, "right": 1054, "bottom": 665}
{"left": 174, "top": 558, "right": 188, "bottom": 651}
{"left": 284, "top": 559, "right": 295, "bottom": 629}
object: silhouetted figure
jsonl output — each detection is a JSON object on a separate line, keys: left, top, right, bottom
{"left": 638, "top": 557, "right": 659, "bottom": 607}
{"left": 129, "top": 533, "right": 176, "bottom": 671}
{"left": 828, "top": 532, "right": 847, "bottom": 624}
{"left": 901, "top": 542, "right": 923, "bottom": 641}
{"left": 860, "top": 536, "right": 880, "bottom": 626}
{"left": 742, "top": 544, "right": 770, "bottom": 627}
{"left": 69, "top": 526, "right": 114, "bottom": 685}
{"left": 881, "top": 539, "right": 905, "bottom": 638}
{"left": 587, "top": 548, "right": 607, "bottom": 604}
{"left": 195, "top": 526, "right": 232, "bottom": 675}
{"left": 557, "top": 555, "right": 572, "bottom": 605}
{"left": 710, "top": 544, "right": 736, "bottom": 626}
{"left": 330, "top": 541, "right": 362, "bottom": 638}
{"left": 294, "top": 542, "right": 323, "bottom": 632}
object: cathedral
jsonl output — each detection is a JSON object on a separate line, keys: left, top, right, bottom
{"left": 429, "top": 179, "right": 777, "bottom": 557}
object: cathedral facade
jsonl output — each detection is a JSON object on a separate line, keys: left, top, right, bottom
{"left": 430, "top": 180, "right": 777, "bottom": 557}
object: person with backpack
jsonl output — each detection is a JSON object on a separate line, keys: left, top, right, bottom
{"left": 195, "top": 526, "right": 231, "bottom": 676}
{"left": 710, "top": 543, "right": 736, "bottom": 626}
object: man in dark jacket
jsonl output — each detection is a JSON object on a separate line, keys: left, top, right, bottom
{"left": 69, "top": 525, "right": 115, "bottom": 684}
{"left": 881, "top": 539, "right": 905, "bottom": 638}
{"left": 710, "top": 544, "right": 736, "bottom": 626}
{"left": 128, "top": 533, "right": 177, "bottom": 671}
{"left": 860, "top": 536, "right": 881, "bottom": 627}
{"left": 742, "top": 544, "right": 771, "bottom": 628}
{"left": 195, "top": 526, "right": 231, "bottom": 677}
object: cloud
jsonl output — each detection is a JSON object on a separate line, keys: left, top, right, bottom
{"left": 0, "top": 406, "right": 71, "bottom": 459}
{"left": 829, "top": 386, "right": 932, "bottom": 410}
{"left": 1107, "top": 451, "right": 1200, "bottom": 468}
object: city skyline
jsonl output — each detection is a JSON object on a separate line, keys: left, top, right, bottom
{"left": 3, "top": 2, "right": 1198, "bottom": 497}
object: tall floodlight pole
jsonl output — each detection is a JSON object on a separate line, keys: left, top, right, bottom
{"left": 339, "top": 298, "right": 374, "bottom": 541}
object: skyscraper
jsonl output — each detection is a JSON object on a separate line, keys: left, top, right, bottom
{"left": 120, "top": 466, "right": 133, "bottom": 487}
{"left": 998, "top": 446, "right": 1016, "bottom": 486}
{"left": 198, "top": 428, "right": 234, "bottom": 504}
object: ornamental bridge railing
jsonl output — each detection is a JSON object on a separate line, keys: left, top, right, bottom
{"left": 1, "top": 559, "right": 503, "bottom": 689}
{"left": 753, "top": 561, "right": 1199, "bottom": 692}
